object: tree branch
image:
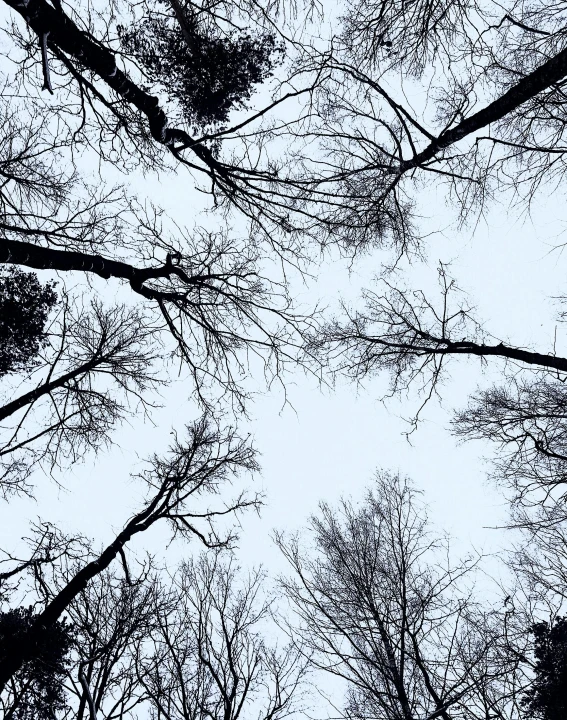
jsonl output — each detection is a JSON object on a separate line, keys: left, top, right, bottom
{"left": 0, "top": 237, "right": 205, "bottom": 300}
{"left": 397, "top": 46, "right": 567, "bottom": 173}
{"left": 1, "top": 0, "right": 232, "bottom": 182}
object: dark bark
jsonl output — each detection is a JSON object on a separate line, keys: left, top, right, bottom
{"left": 0, "top": 484, "right": 165, "bottom": 692}
{"left": 398, "top": 45, "right": 567, "bottom": 172}
{"left": 0, "top": 421, "right": 258, "bottom": 693}
{"left": 0, "top": 237, "right": 204, "bottom": 300}
{"left": 407, "top": 337, "right": 567, "bottom": 373}
{"left": 1, "top": 0, "right": 231, "bottom": 181}
{"left": 0, "top": 356, "right": 100, "bottom": 422}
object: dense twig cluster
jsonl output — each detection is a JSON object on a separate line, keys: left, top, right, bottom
{"left": 2, "top": 0, "right": 567, "bottom": 716}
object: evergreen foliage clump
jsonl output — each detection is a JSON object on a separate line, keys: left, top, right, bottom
{"left": 120, "top": 4, "right": 284, "bottom": 128}
{"left": 0, "top": 268, "right": 57, "bottom": 377}
{"left": 0, "top": 607, "right": 74, "bottom": 719}
{"left": 523, "top": 617, "right": 567, "bottom": 719}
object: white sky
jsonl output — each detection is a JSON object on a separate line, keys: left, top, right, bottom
{"left": 1, "top": 7, "right": 567, "bottom": 701}
{"left": 1, "top": 171, "right": 563, "bottom": 583}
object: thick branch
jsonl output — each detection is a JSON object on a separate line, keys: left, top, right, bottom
{"left": 0, "top": 237, "right": 201, "bottom": 300}
{"left": 0, "top": 481, "right": 169, "bottom": 691}
{"left": 398, "top": 45, "right": 567, "bottom": 172}
{"left": 1, "top": 0, "right": 231, "bottom": 181}
{"left": 425, "top": 338, "right": 567, "bottom": 373}
{"left": 0, "top": 355, "right": 101, "bottom": 422}
{"left": 0, "top": 423, "right": 255, "bottom": 692}
{"left": 362, "top": 334, "right": 567, "bottom": 373}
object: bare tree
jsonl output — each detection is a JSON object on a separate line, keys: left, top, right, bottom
{"left": 0, "top": 4, "right": 313, "bottom": 713}
{"left": 1, "top": 546, "right": 308, "bottom": 720}
{"left": 507, "top": 499, "right": 567, "bottom": 606}
{"left": 8, "top": 0, "right": 566, "bottom": 253}
{"left": 0, "top": 0, "right": 318, "bottom": 234}
{"left": 278, "top": 472, "right": 526, "bottom": 720}
{"left": 0, "top": 523, "right": 88, "bottom": 606}
{"left": 307, "top": 264, "right": 567, "bottom": 509}
{"left": 0, "top": 75, "right": 316, "bottom": 503}
{"left": 264, "top": 0, "right": 567, "bottom": 254}
{"left": 2, "top": 224, "right": 315, "bottom": 411}
{"left": 0, "top": 297, "right": 164, "bottom": 497}
{"left": 137, "top": 551, "right": 307, "bottom": 720}
{"left": 0, "top": 75, "right": 317, "bottom": 430}
{"left": 0, "top": 415, "right": 260, "bottom": 693}
{"left": 453, "top": 379, "right": 567, "bottom": 508}
{"left": 57, "top": 564, "right": 158, "bottom": 720}
{"left": 308, "top": 266, "right": 567, "bottom": 400}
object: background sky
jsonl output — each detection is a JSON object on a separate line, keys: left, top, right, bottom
{"left": 2, "top": 3, "right": 567, "bottom": 717}
{"left": 1, "top": 172, "right": 563, "bottom": 583}
{"left": 1, "top": 123, "right": 563, "bottom": 716}
{"left": 1, "top": 0, "right": 566, "bottom": 614}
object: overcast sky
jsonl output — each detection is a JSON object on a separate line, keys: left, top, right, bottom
{"left": 1, "top": 0, "right": 566, "bottom": 622}
{"left": 1, "top": 164, "right": 563, "bottom": 586}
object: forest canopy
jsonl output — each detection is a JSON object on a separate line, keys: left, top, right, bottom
{"left": 0, "top": 0, "right": 567, "bottom": 717}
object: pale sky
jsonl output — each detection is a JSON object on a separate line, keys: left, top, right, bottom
{"left": 1, "top": 170, "right": 562, "bottom": 582}
{"left": 1, "top": 1, "right": 566, "bottom": 675}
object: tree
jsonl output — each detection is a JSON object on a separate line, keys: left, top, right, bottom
{"left": 0, "top": 1, "right": 307, "bottom": 717}
{"left": 47, "top": 563, "right": 159, "bottom": 719}
{"left": 0, "top": 416, "right": 260, "bottom": 693}
{"left": 453, "top": 380, "right": 567, "bottom": 508}
{"left": 119, "top": 0, "right": 284, "bottom": 129}
{"left": 262, "top": 0, "right": 567, "bottom": 252}
{"left": 0, "top": 0, "right": 319, "bottom": 483}
{"left": 522, "top": 617, "right": 567, "bottom": 719}
{"left": 0, "top": 0, "right": 316, "bottom": 231}
{"left": 278, "top": 472, "right": 526, "bottom": 720}
{"left": 137, "top": 551, "right": 307, "bottom": 720}
{"left": 0, "top": 268, "right": 57, "bottom": 377}
{"left": 0, "top": 0, "right": 310, "bottom": 709}
{"left": 0, "top": 105, "right": 312, "bottom": 416}
{"left": 0, "top": 606, "right": 74, "bottom": 720}
{"left": 304, "top": 264, "right": 567, "bottom": 511}
{"left": 0, "top": 2, "right": 314, "bottom": 495}
{"left": 0, "top": 298, "right": 164, "bottom": 498}
{"left": 1, "top": 546, "right": 307, "bottom": 719}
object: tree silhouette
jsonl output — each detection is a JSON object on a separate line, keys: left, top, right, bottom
{"left": 0, "top": 268, "right": 57, "bottom": 377}
{"left": 0, "top": 606, "right": 74, "bottom": 719}
{"left": 120, "top": 1, "right": 284, "bottom": 129}
{"left": 523, "top": 617, "right": 567, "bottom": 720}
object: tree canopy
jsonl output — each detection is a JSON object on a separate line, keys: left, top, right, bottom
{"left": 0, "top": 269, "right": 57, "bottom": 377}
{"left": 2, "top": 0, "right": 567, "bottom": 716}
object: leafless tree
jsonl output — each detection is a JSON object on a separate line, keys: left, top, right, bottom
{"left": 0, "top": 415, "right": 260, "bottom": 693}
{"left": 0, "top": 297, "right": 164, "bottom": 497}
{"left": 0, "top": 73, "right": 317, "bottom": 504}
{"left": 308, "top": 265, "right": 567, "bottom": 399}
{"left": 0, "top": 92, "right": 315, "bottom": 411}
{"left": 267, "top": 0, "right": 567, "bottom": 254}
{"left": 0, "top": 68, "right": 323, "bottom": 439}
{"left": 137, "top": 551, "right": 308, "bottom": 720}
{"left": 0, "top": 523, "right": 88, "bottom": 606}
{"left": 278, "top": 472, "right": 528, "bottom": 720}
{"left": 453, "top": 379, "right": 567, "bottom": 508}
{"left": 0, "top": 560, "right": 156, "bottom": 720}
{"left": 507, "top": 499, "right": 567, "bottom": 607}
{"left": 58, "top": 564, "right": 158, "bottom": 720}
{"left": 0, "top": 0, "right": 320, "bottom": 238}
{"left": 8, "top": 0, "right": 567, "bottom": 255}
{"left": 307, "top": 264, "right": 567, "bottom": 509}
{"left": 1, "top": 545, "right": 308, "bottom": 720}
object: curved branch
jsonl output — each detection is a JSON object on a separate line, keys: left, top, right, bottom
{"left": 0, "top": 237, "right": 209, "bottom": 300}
